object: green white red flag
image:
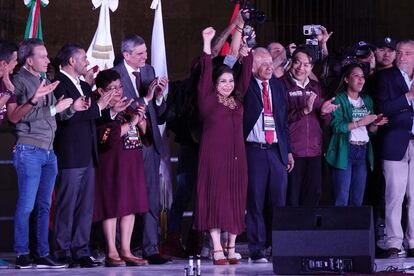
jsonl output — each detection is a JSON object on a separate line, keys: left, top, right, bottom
{"left": 23, "top": 0, "right": 49, "bottom": 40}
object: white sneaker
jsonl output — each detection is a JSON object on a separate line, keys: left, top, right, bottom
{"left": 234, "top": 252, "right": 242, "bottom": 260}
{"left": 248, "top": 257, "right": 268, "bottom": 264}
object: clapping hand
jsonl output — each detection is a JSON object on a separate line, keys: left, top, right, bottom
{"left": 144, "top": 77, "right": 168, "bottom": 102}
{"left": 130, "top": 104, "right": 146, "bottom": 126}
{"left": 96, "top": 88, "right": 114, "bottom": 110}
{"left": 304, "top": 92, "right": 317, "bottom": 115}
{"left": 155, "top": 77, "right": 168, "bottom": 99}
{"left": 320, "top": 97, "right": 340, "bottom": 115}
{"left": 359, "top": 114, "right": 378, "bottom": 126}
{"left": 112, "top": 97, "right": 134, "bottom": 113}
{"left": 55, "top": 95, "right": 73, "bottom": 113}
{"left": 31, "top": 80, "right": 60, "bottom": 103}
{"left": 72, "top": 96, "right": 91, "bottom": 111}
{"left": 373, "top": 114, "right": 388, "bottom": 126}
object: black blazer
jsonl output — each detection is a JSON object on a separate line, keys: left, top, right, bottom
{"left": 243, "top": 76, "right": 291, "bottom": 165}
{"left": 113, "top": 61, "right": 166, "bottom": 155}
{"left": 53, "top": 72, "right": 103, "bottom": 169}
{"left": 376, "top": 66, "right": 414, "bottom": 161}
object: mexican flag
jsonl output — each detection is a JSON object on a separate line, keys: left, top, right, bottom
{"left": 24, "top": 0, "right": 49, "bottom": 40}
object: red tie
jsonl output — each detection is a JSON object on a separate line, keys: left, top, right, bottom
{"left": 262, "top": 81, "right": 274, "bottom": 144}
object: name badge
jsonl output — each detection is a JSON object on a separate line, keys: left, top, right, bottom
{"left": 127, "top": 127, "right": 139, "bottom": 141}
{"left": 263, "top": 112, "right": 276, "bottom": 131}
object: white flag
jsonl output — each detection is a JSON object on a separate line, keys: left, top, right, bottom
{"left": 151, "top": 0, "right": 172, "bottom": 209}
{"left": 86, "top": 0, "right": 118, "bottom": 71}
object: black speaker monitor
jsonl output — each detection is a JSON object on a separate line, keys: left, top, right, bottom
{"left": 272, "top": 206, "right": 375, "bottom": 274}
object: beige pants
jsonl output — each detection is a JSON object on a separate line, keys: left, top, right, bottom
{"left": 383, "top": 140, "right": 414, "bottom": 249}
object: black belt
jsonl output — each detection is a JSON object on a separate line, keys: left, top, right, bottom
{"left": 246, "top": 141, "right": 277, "bottom": 149}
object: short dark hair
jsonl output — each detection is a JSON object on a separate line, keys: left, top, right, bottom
{"left": 0, "top": 40, "right": 18, "bottom": 63}
{"left": 212, "top": 64, "right": 234, "bottom": 86}
{"left": 121, "top": 35, "right": 145, "bottom": 54}
{"left": 18, "top": 38, "right": 44, "bottom": 65}
{"left": 95, "top": 69, "right": 121, "bottom": 90}
{"left": 56, "top": 43, "right": 84, "bottom": 67}
{"left": 292, "top": 46, "right": 315, "bottom": 65}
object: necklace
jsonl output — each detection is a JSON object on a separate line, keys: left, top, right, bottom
{"left": 217, "top": 94, "right": 237, "bottom": 109}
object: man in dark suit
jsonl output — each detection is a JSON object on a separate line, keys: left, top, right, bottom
{"left": 376, "top": 40, "right": 414, "bottom": 258}
{"left": 113, "top": 35, "right": 169, "bottom": 264}
{"left": 243, "top": 47, "right": 294, "bottom": 263}
{"left": 53, "top": 43, "right": 113, "bottom": 267}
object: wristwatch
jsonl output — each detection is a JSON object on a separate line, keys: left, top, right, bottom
{"left": 28, "top": 97, "right": 37, "bottom": 106}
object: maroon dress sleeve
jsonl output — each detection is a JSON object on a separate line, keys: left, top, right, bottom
{"left": 197, "top": 52, "right": 216, "bottom": 116}
{"left": 96, "top": 120, "right": 122, "bottom": 152}
{"left": 235, "top": 51, "right": 253, "bottom": 98}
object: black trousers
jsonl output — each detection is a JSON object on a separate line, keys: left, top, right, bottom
{"left": 287, "top": 156, "right": 322, "bottom": 206}
{"left": 53, "top": 161, "right": 95, "bottom": 259}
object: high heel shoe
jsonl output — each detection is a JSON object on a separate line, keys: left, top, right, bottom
{"left": 225, "top": 247, "right": 239, "bottom": 265}
{"left": 213, "top": 250, "right": 229, "bottom": 265}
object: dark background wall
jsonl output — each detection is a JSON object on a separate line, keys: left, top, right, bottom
{"left": 1, "top": 0, "right": 413, "bottom": 252}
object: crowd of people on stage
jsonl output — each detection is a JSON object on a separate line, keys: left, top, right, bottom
{"left": 1, "top": 8, "right": 414, "bottom": 269}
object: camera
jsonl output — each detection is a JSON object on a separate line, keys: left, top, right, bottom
{"left": 303, "top": 25, "right": 322, "bottom": 36}
{"left": 238, "top": 0, "right": 266, "bottom": 24}
{"left": 303, "top": 24, "right": 323, "bottom": 62}
{"left": 242, "top": 25, "right": 256, "bottom": 48}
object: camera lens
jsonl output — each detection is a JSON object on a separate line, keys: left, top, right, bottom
{"left": 255, "top": 11, "right": 266, "bottom": 24}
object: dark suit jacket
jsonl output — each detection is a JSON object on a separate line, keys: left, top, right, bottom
{"left": 376, "top": 66, "right": 414, "bottom": 161}
{"left": 113, "top": 61, "right": 166, "bottom": 155}
{"left": 243, "top": 76, "right": 291, "bottom": 165}
{"left": 53, "top": 72, "right": 102, "bottom": 169}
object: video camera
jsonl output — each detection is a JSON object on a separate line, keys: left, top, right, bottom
{"left": 239, "top": 0, "right": 266, "bottom": 24}
{"left": 231, "top": 0, "right": 266, "bottom": 48}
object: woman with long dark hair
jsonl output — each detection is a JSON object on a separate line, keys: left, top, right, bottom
{"left": 326, "top": 63, "right": 387, "bottom": 206}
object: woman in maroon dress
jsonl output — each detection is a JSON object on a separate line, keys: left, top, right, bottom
{"left": 93, "top": 69, "right": 149, "bottom": 267}
{"left": 194, "top": 27, "right": 253, "bottom": 265}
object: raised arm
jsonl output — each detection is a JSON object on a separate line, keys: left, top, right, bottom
{"left": 197, "top": 27, "right": 216, "bottom": 98}
{"left": 235, "top": 47, "right": 253, "bottom": 97}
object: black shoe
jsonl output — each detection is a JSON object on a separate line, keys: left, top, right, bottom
{"left": 15, "top": 254, "right": 34, "bottom": 269}
{"left": 35, "top": 255, "right": 67, "bottom": 269}
{"left": 377, "top": 247, "right": 400, "bottom": 259}
{"left": 407, "top": 248, "right": 414, "bottom": 258}
{"left": 77, "top": 256, "right": 103, "bottom": 268}
{"left": 57, "top": 256, "right": 79, "bottom": 268}
{"left": 144, "top": 254, "right": 171, "bottom": 265}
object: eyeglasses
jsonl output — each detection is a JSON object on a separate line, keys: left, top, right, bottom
{"left": 105, "top": 85, "right": 123, "bottom": 92}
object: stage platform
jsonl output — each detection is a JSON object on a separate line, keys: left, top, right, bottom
{"left": 0, "top": 254, "right": 414, "bottom": 275}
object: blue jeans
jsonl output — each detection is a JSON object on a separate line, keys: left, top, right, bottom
{"left": 13, "top": 144, "right": 58, "bottom": 257}
{"left": 332, "top": 144, "right": 367, "bottom": 206}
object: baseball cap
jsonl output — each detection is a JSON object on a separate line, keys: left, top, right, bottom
{"left": 351, "top": 41, "right": 376, "bottom": 59}
{"left": 375, "top": 36, "right": 397, "bottom": 50}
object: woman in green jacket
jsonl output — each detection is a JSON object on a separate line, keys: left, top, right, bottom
{"left": 326, "top": 63, "right": 388, "bottom": 206}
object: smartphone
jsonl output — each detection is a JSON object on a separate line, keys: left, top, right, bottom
{"left": 92, "top": 65, "right": 99, "bottom": 73}
{"left": 303, "top": 24, "right": 322, "bottom": 36}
